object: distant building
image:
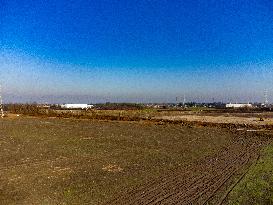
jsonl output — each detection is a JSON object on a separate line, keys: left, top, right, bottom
{"left": 60, "top": 104, "right": 94, "bottom": 109}
{"left": 37, "top": 104, "right": 50, "bottom": 108}
{"left": 226, "top": 103, "right": 253, "bottom": 108}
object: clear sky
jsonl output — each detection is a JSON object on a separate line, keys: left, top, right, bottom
{"left": 1, "top": 0, "right": 273, "bottom": 103}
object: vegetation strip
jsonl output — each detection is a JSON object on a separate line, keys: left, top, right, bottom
{"left": 216, "top": 154, "right": 260, "bottom": 205}
{"left": 227, "top": 143, "right": 273, "bottom": 204}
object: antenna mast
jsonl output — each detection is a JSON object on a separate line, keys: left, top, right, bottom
{"left": 0, "top": 85, "right": 4, "bottom": 118}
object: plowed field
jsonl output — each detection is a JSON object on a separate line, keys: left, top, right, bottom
{"left": 0, "top": 117, "right": 271, "bottom": 204}
{"left": 109, "top": 132, "right": 268, "bottom": 205}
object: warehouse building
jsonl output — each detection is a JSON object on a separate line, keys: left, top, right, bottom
{"left": 60, "top": 104, "right": 94, "bottom": 109}
{"left": 226, "top": 103, "right": 253, "bottom": 108}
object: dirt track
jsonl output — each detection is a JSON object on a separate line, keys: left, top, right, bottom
{"left": 108, "top": 132, "right": 271, "bottom": 205}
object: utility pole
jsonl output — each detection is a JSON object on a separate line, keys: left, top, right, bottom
{"left": 264, "top": 89, "right": 269, "bottom": 106}
{"left": 0, "top": 85, "right": 4, "bottom": 118}
{"left": 183, "top": 94, "right": 186, "bottom": 106}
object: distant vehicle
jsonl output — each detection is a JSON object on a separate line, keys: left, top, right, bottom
{"left": 60, "top": 104, "right": 94, "bottom": 109}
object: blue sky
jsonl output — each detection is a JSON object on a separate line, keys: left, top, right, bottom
{"left": 1, "top": 0, "right": 273, "bottom": 103}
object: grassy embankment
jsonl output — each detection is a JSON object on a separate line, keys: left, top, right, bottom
{"left": 228, "top": 143, "right": 273, "bottom": 205}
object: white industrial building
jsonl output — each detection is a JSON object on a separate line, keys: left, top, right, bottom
{"left": 226, "top": 103, "right": 253, "bottom": 108}
{"left": 60, "top": 104, "right": 94, "bottom": 109}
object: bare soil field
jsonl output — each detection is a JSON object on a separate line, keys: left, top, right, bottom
{"left": 0, "top": 117, "right": 272, "bottom": 204}
{"left": 44, "top": 109, "right": 273, "bottom": 127}
{"left": 9, "top": 107, "right": 273, "bottom": 128}
{"left": 153, "top": 114, "right": 273, "bottom": 126}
